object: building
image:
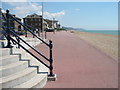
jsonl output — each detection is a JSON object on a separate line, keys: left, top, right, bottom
{"left": 13, "top": 15, "right": 22, "bottom": 31}
{"left": 23, "top": 14, "right": 42, "bottom": 32}
{"left": 1, "top": 11, "right": 22, "bottom": 32}
{"left": 1, "top": 8, "right": 22, "bottom": 37}
{"left": 23, "top": 13, "right": 61, "bottom": 33}
{"left": 44, "top": 19, "right": 59, "bottom": 29}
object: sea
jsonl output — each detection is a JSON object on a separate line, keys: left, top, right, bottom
{"left": 76, "top": 30, "right": 119, "bottom": 35}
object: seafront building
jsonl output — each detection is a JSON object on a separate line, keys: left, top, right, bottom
{"left": 23, "top": 13, "right": 42, "bottom": 32}
{"left": 23, "top": 13, "right": 61, "bottom": 33}
{"left": 2, "top": 13, "right": 21, "bottom": 32}
{"left": 44, "top": 19, "right": 60, "bottom": 29}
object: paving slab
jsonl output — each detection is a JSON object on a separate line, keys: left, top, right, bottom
{"left": 33, "top": 31, "right": 118, "bottom": 88}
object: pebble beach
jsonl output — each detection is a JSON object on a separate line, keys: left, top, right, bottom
{"left": 72, "top": 30, "right": 118, "bottom": 61}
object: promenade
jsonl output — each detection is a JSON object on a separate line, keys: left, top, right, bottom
{"left": 35, "top": 31, "right": 118, "bottom": 88}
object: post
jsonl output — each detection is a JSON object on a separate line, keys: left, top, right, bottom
{"left": 48, "top": 40, "right": 57, "bottom": 81}
{"left": 33, "top": 29, "right": 35, "bottom": 38}
{"left": 38, "top": 28, "right": 40, "bottom": 37}
{"left": 25, "top": 28, "right": 27, "bottom": 37}
{"left": 17, "top": 37, "right": 20, "bottom": 48}
{"left": 24, "top": 19, "right": 27, "bottom": 37}
{"left": 49, "top": 40, "right": 54, "bottom": 76}
{"left": 41, "top": 0, "right": 44, "bottom": 39}
{"left": 53, "top": 18, "right": 55, "bottom": 34}
{"left": 5, "top": 10, "right": 12, "bottom": 48}
{"left": 45, "top": 30, "right": 47, "bottom": 39}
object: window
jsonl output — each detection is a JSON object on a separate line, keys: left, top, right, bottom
{"left": 25, "top": 19, "right": 27, "bottom": 22}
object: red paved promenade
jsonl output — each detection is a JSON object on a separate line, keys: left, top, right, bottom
{"left": 35, "top": 31, "right": 118, "bottom": 88}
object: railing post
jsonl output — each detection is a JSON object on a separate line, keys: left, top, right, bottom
{"left": 17, "top": 37, "right": 20, "bottom": 48}
{"left": 5, "top": 10, "right": 12, "bottom": 48}
{"left": 49, "top": 40, "right": 54, "bottom": 76}
{"left": 25, "top": 24, "right": 27, "bottom": 37}
{"left": 25, "top": 29, "right": 27, "bottom": 37}
{"left": 45, "top": 30, "right": 47, "bottom": 39}
{"left": 33, "top": 29, "right": 35, "bottom": 38}
{"left": 38, "top": 29, "right": 40, "bottom": 37}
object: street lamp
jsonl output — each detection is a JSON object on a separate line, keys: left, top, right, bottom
{"left": 53, "top": 18, "right": 55, "bottom": 34}
{"left": 41, "top": 0, "right": 44, "bottom": 40}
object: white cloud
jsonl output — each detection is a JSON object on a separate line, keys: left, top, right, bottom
{"left": 44, "top": 11, "right": 65, "bottom": 19}
{"left": 1, "top": 9, "right": 6, "bottom": 13}
{"left": 36, "top": 10, "right": 65, "bottom": 19}
{"left": 1, "top": 0, "right": 28, "bottom": 2}
{"left": 2, "top": 2, "right": 65, "bottom": 19}
{"left": 75, "top": 8, "right": 80, "bottom": 11}
{"left": 1, "top": 0, "right": 119, "bottom": 2}
{"left": 12, "top": 3, "right": 42, "bottom": 18}
{"left": 5, "top": 2, "right": 65, "bottom": 19}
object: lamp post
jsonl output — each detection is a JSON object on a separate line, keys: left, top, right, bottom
{"left": 41, "top": 0, "right": 44, "bottom": 40}
{"left": 53, "top": 18, "right": 55, "bottom": 34}
{"left": 0, "top": 8, "right": 3, "bottom": 40}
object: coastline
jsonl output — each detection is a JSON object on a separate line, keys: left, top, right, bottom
{"left": 69, "top": 30, "right": 118, "bottom": 61}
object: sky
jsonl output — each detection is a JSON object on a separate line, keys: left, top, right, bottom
{"left": 1, "top": 1, "right": 118, "bottom": 30}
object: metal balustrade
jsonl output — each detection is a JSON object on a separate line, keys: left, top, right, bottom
{"left": 2, "top": 9, "right": 55, "bottom": 77}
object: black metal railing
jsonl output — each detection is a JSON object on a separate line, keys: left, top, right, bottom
{"left": 3, "top": 9, "right": 55, "bottom": 77}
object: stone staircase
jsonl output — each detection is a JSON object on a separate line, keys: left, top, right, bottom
{"left": 0, "top": 36, "right": 49, "bottom": 89}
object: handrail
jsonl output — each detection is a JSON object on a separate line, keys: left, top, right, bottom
{"left": 4, "top": 9, "right": 55, "bottom": 77}
{"left": 2, "top": 13, "right": 6, "bottom": 21}
{"left": 9, "top": 14, "right": 49, "bottom": 46}
{"left": 10, "top": 29, "right": 50, "bottom": 62}
{"left": 9, "top": 36, "right": 50, "bottom": 68}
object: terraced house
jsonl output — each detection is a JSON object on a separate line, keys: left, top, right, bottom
{"left": 2, "top": 13, "right": 22, "bottom": 33}
{"left": 44, "top": 19, "right": 60, "bottom": 29}
{"left": 23, "top": 13, "right": 61, "bottom": 33}
{"left": 23, "top": 13, "right": 42, "bottom": 33}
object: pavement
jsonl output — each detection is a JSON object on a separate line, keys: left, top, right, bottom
{"left": 34, "top": 31, "right": 118, "bottom": 88}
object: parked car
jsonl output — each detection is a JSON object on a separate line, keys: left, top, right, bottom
{"left": 46, "top": 28, "right": 54, "bottom": 32}
{"left": 15, "top": 31, "right": 25, "bottom": 35}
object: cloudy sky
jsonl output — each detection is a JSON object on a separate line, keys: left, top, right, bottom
{"left": 1, "top": 0, "right": 118, "bottom": 30}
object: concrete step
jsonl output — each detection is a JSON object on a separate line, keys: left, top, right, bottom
{"left": 0, "top": 61, "right": 28, "bottom": 78}
{"left": 0, "top": 48, "right": 10, "bottom": 57}
{"left": 0, "top": 36, "right": 49, "bottom": 89}
{"left": 0, "top": 55, "right": 19, "bottom": 66}
{"left": 0, "top": 68, "right": 37, "bottom": 88}
{"left": 14, "top": 74, "right": 47, "bottom": 88}
{"left": 0, "top": 41, "right": 4, "bottom": 48}
{"left": 0, "top": 40, "right": 7, "bottom": 48}
{"left": 13, "top": 37, "right": 41, "bottom": 49}
{"left": 11, "top": 48, "right": 47, "bottom": 70}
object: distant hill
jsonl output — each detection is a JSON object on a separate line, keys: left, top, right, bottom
{"left": 62, "top": 26, "right": 86, "bottom": 31}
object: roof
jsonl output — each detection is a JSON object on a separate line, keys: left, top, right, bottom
{"left": 44, "top": 19, "right": 58, "bottom": 22}
{"left": 23, "top": 13, "right": 42, "bottom": 19}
